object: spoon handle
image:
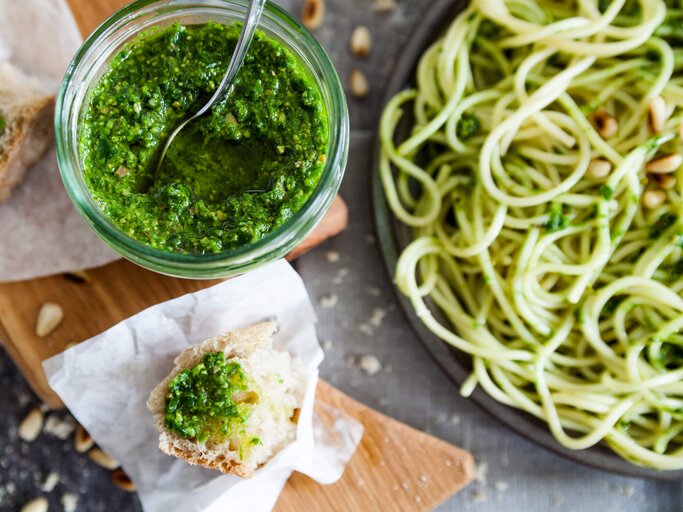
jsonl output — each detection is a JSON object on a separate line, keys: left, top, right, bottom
{"left": 194, "top": 0, "right": 268, "bottom": 118}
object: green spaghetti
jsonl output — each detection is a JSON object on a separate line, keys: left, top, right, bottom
{"left": 380, "top": 0, "right": 683, "bottom": 470}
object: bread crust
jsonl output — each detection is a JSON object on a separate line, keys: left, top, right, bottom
{"left": 0, "top": 94, "right": 55, "bottom": 203}
{"left": 147, "top": 322, "right": 286, "bottom": 477}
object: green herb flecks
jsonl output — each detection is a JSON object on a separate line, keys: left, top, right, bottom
{"left": 456, "top": 112, "right": 481, "bottom": 140}
{"left": 164, "top": 352, "right": 253, "bottom": 444}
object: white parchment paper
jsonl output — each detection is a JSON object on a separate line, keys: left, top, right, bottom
{"left": 0, "top": 0, "right": 119, "bottom": 282}
{"left": 43, "top": 259, "right": 363, "bottom": 512}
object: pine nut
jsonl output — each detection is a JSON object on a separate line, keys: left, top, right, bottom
{"left": 350, "top": 69, "right": 369, "bottom": 98}
{"left": 111, "top": 469, "right": 136, "bottom": 492}
{"left": 36, "top": 303, "right": 64, "bottom": 338}
{"left": 301, "top": 0, "right": 324, "bottom": 30}
{"left": 20, "top": 497, "right": 48, "bottom": 512}
{"left": 646, "top": 153, "right": 683, "bottom": 174}
{"left": 232, "top": 390, "right": 259, "bottom": 404}
{"left": 648, "top": 96, "right": 667, "bottom": 134}
{"left": 587, "top": 158, "right": 612, "bottom": 178}
{"left": 88, "top": 448, "right": 119, "bottom": 470}
{"left": 18, "top": 408, "right": 44, "bottom": 442}
{"left": 350, "top": 26, "right": 372, "bottom": 58}
{"left": 657, "top": 174, "right": 677, "bottom": 190}
{"left": 74, "top": 425, "right": 94, "bottom": 453}
{"left": 593, "top": 109, "right": 618, "bottom": 139}
{"left": 642, "top": 190, "right": 667, "bottom": 209}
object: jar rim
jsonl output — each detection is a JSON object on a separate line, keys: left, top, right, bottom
{"left": 55, "top": 0, "right": 348, "bottom": 278}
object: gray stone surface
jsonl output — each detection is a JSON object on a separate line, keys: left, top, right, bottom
{"left": 1, "top": 1, "right": 682, "bottom": 511}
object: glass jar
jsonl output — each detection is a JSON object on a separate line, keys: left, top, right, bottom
{"left": 56, "top": 0, "right": 348, "bottom": 278}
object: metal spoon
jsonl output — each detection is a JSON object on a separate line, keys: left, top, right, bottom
{"left": 150, "top": 0, "right": 267, "bottom": 183}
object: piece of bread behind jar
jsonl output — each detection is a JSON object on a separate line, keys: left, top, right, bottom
{"left": 0, "top": 61, "right": 55, "bottom": 203}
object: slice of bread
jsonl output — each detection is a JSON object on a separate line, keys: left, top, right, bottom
{"left": 0, "top": 61, "right": 55, "bottom": 203}
{"left": 147, "top": 322, "right": 304, "bottom": 477}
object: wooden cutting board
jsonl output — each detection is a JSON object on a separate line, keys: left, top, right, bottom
{"left": 0, "top": 1, "right": 476, "bottom": 509}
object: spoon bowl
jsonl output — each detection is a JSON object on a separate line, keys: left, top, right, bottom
{"left": 148, "top": 0, "right": 267, "bottom": 189}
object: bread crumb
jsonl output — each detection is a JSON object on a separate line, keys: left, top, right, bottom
{"left": 494, "top": 481, "right": 509, "bottom": 492}
{"left": 332, "top": 267, "right": 349, "bottom": 284}
{"left": 476, "top": 460, "right": 488, "bottom": 486}
{"left": 415, "top": 496, "right": 422, "bottom": 503}
{"left": 324, "top": 250, "right": 340, "bottom": 263}
{"left": 61, "top": 493, "right": 78, "bottom": 512}
{"left": 419, "top": 474, "right": 428, "bottom": 483}
{"left": 472, "top": 489, "right": 488, "bottom": 503}
{"left": 43, "top": 414, "right": 76, "bottom": 440}
{"left": 450, "top": 414, "right": 461, "bottom": 425}
{"left": 359, "top": 323, "right": 373, "bottom": 336}
{"left": 373, "top": 0, "right": 397, "bottom": 11}
{"left": 379, "top": 397, "right": 389, "bottom": 406}
{"left": 319, "top": 294, "right": 338, "bottom": 308}
{"left": 40, "top": 471, "right": 59, "bottom": 492}
{"left": 365, "top": 234, "right": 376, "bottom": 244}
{"left": 401, "top": 482, "right": 409, "bottom": 490}
{"left": 359, "top": 354, "right": 382, "bottom": 375}
{"left": 321, "top": 339, "right": 333, "bottom": 351}
{"left": 369, "top": 308, "right": 386, "bottom": 328}
{"left": 367, "top": 287, "right": 381, "bottom": 296}
{"left": 444, "top": 458, "right": 453, "bottom": 466}
{"left": 436, "top": 413, "right": 447, "bottom": 424}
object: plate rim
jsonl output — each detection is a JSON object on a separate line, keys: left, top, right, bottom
{"left": 370, "top": 0, "right": 683, "bottom": 482}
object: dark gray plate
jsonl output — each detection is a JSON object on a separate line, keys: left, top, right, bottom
{"left": 371, "top": 0, "right": 683, "bottom": 481}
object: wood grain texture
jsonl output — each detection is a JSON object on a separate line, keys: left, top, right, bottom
{"left": 279, "top": 381, "right": 476, "bottom": 512}
{"left": 0, "top": 1, "right": 475, "bottom": 510}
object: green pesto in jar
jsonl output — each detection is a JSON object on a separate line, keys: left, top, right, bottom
{"left": 164, "top": 352, "right": 257, "bottom": 445}
{"left": 80, "top": 22, "right": 328, "bottom": 254}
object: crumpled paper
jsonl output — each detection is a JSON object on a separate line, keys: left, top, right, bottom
{"left": 0, "top": 0, "right": 119, "bottom": 282}
{"left": 43, "top": 259, "right": 364, "bottom": 512}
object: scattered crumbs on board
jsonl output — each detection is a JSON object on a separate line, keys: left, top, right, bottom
{"left": 62, "top": 492, "right": 79, "bottom": 512}
{"left": 472, "top": 488, "right": 488, "bottom": 503}
{"left": 450, "top": 414, "right": 461, "bottom": 426}
{"left": 40, "top": 471, "right": 59, "bottom": 492}
{"left": 332, "top": 267, "right": 349, "bottom": 285}
{"left": 17, "top": 393, "right": 31, "bottom": 407}
{"left": 372, "top": 0, "right": 397, "bottom": 11}
{"left": 436, "top": 413, "right": 448, "bottom": 424}
{"left": 43, "top": 414, "right": 76, "bottom": 440}
{"left": 319, "top": 293, "right": 338, "bottom": 308}
{"left": 379, "top": 397, "right": 389, "bottom": 407}
{"left": 359, "top": 323, "right": 373, "bottom": 336}
{"left": 475, "top": 460, "right": 488, "bottom": 486}
{"left": 614, "top": 484, "right": 636, "bottom": 497}
{"left": 369, "top": 307, "right": 386, "bottom": 328}
{"left": 367, "top": 287, "right": 381, "bottom": 297}
{"left": 494, "top": 481, "right": 509, "bottom": 492}
{"left": 359, "top": 354, "right": 382, "bottom": 375}
{"left": 321, "top": 339, "right": 333, "bottom": 351}
{"left": 324, "top": 250, "right": 340, "bottom": 263}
